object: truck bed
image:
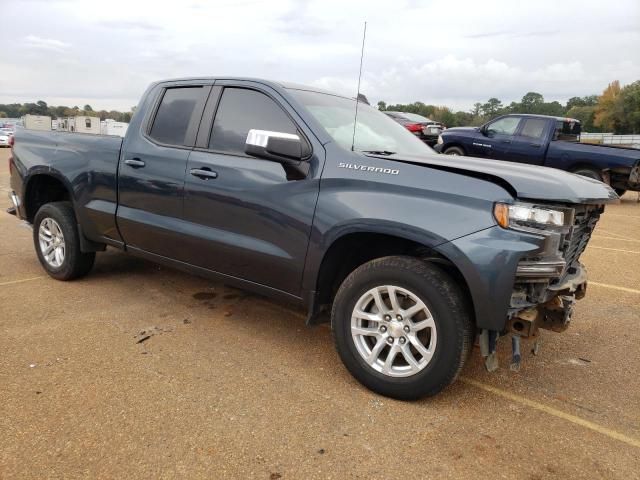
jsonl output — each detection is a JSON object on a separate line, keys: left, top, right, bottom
{"left": 11, "top": 128, "right": 124, "bottom": 244}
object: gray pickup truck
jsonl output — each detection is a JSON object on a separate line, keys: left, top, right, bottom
{"left": 8, "top": 77, "right": 618, "bottom": 399}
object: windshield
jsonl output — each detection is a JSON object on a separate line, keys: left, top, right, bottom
{"left": 289, "top": 89, "right": 434, "bottom": 156}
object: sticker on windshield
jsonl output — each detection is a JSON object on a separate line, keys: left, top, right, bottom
{"left": 338, "top": 162, "right": 399, "bottom": 175}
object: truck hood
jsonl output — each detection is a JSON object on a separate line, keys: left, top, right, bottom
{"left": 368, "top": 152, "right": 619, "bottom": 205}
{"left": 442, "top": 126, "right": 477, "bottom": 133}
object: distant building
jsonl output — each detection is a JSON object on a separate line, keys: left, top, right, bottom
{"left": 100, "top": 119, "right": 129, "bottom": 137}
{"left": 23, "top": 115, "right": 52, "bottom": 131}
{"left": 59, "top": 116, "right": 100, "bottom": 134}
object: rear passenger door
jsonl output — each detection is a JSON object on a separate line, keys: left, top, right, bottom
{"left": 180, "top": 82, "right": 322, "bottom": 295}
{"left": 506, "top": 117, "right": 549, "bottom": 165}
{"left": 117, "top": 84, "right": 209, "bottom": 259}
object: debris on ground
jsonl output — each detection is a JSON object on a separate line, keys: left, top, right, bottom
{"left": 134, "top": 326, "right": 174, "bottom": 344}
{"left": 192, "top": 291, "right": 217, "bottom": 301}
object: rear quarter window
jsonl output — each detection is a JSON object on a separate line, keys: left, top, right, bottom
{"left": 149, "top": 87, "right": 207, "bottom": 146}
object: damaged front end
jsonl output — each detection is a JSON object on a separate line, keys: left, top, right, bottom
{"left": 482, "top": 203, "right": 603, "bottom": 371}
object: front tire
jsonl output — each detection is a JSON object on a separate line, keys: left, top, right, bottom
{"left": 332, "top": 256, "right": 473, "bottom": 400}
{"left": 444, "top": 146, "right": 464, "bottom": 156}
{"left": 33, "top": 202, "right": 95, "bottom": 281}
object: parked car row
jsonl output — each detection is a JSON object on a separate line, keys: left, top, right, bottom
{"left": 383, "top": 111, "right": 445, "bottom": 146}
{"left": 0, "top": 125, "right": 15, "bottom": 148}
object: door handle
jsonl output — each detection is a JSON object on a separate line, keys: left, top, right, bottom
{"left": 529, "top": 143, "right": 541, "bottom": 147}
{"left": 124, "top": 158, "right": 146, "bottom": 168}
{"left": 190, "top": 167, "right": 218, "bottom": 180}
{"left": 501, "top": 139, "right": 512, "bottom": 144}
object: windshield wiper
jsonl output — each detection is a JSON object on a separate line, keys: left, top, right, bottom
{"left": 361, "top": 150, "right": 396, "bottom": 156}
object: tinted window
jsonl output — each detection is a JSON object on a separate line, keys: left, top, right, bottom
{"left": 209, "top": 88, "right": 297, "bottom": 154}
{"left": 149, "top": 87, "right": 205, "bottom": 146}
{"left": 553, "top": 120, "right": 581, "bottom": 141}
{"left": 487, "top": 117, "right": 520, "bottom": 135}
{"left": 519, "top": 118, "right": 547, "bottom": 139}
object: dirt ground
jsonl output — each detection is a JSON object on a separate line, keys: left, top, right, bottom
{"left": 1, "top": 147, "right": 639, "bottom": 479}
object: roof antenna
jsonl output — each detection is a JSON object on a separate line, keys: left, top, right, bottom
{"left": 351, "top": 21, "right": 367, "bottom": 152}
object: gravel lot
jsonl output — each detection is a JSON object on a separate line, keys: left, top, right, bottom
{"left": 1, "top": 147, "right": 639, "bottom": 479}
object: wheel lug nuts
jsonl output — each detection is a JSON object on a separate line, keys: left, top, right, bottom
{"left": 384, "top": 315, "right": 391, "bottom": 321}
{"left": 387, "top": 337, "right": 394, "bottom": 344}
{"left": 380, "top": 326, "right": 387, "bottom": 333}
{"left": 399, "top": 337, "right": 406, "bottom": 344}
{"left": 396, "top": 315, "right": 402, "bottom": 321}
{"left": 403, "top": 326, "right": 410, "bottom": 333}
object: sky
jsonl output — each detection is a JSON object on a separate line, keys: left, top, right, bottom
{"left": 0, "top": 0, "right": 638, "bottom": 112}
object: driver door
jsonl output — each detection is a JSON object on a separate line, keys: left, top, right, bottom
{"left": 472, "top": 116, "right": 522, "bottom": 159}
{"left": 179, "top": 82, "right": 323, "bottom": 296}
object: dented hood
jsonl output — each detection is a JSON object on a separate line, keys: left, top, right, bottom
{"left": 371, "top": 152, "right": 620, "bottom": 205}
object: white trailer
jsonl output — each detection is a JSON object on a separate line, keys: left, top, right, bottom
{"left": 23, "top": 115, "right": 52, "bottom": 131}
{"left": 100, "top": 120, "right": 129, "bottom": 137}
{"left": 60, "top": 116, "right": 101, "bottom": 134}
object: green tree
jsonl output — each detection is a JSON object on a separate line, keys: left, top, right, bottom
{"left": 618, "top": 80, "right": 640, "bottom": 134}
{"left": 566, "top": 105, "right": 599, "bottom": 132}
{"left": 520, "top": 92, "right": 544, "bottom": 113}
{"left": 481, "top": 98, "right": 503, "bottom": 118}
{"left": 594, "top": 81, "right": 623, "bottom": 132}
{"left": 377, "top": 101, "right": 387, "bottom": 111}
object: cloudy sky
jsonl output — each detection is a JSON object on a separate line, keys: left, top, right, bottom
{"left": 1, "top": 0, "right": 638, "bottom": 112}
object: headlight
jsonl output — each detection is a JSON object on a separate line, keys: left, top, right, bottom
{"left": 437, "top": 135, "right": 443, "bottom": 145}
{"left": 494, "top": 202, "right": 565, "bottom": 230}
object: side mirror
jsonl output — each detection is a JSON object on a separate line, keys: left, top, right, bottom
{"left": 245, "top": 129, "right": 303, "bottom": 164}
{"left": 479, "top": 125, "right": 488, "bottom": 136}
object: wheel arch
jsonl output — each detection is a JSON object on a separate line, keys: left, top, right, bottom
{"left": 443, "top": 143, "right": 466, "bottom": 155}
{"left": 568, "top": 161, "right": 602, "bottom": 175}
{"left": 23, "top": 170, "right": 75, "bottom": 222}
{"left": 306, "top": 227, "right": 475, "bottom": 327}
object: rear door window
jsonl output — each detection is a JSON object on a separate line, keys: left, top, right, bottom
{"left": 518, "top": 118, "right": 547, "bottom": 139}
{"left": 208, "top": 88, "right": 298, "bottom": 155}
{"left": 149, "top": 87, "right": 207, "bottom": 146}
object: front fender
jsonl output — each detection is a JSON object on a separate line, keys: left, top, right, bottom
{"left": 435, "top": 226, "right": 545, "bottom": 331}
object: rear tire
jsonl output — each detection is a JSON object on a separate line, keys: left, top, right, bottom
{"left": 443, "top": 146, "right": 464, "bottom": 156}
{"left": 33, "top": 202, "right": 95, "bottom": 281}
{"left": 331, "top": 256, "right": 473, "bottom": 400}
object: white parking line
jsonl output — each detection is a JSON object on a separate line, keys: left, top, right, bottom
{"left": 596, "top": 230, "right": 637, "bottom": 241}
{"left": 0, "top": 276, "right": 45, "bottom": 287}
{"left": 591, "top": 235, "right": 640, "bottom": 244}
{"left": 604, "top": 214, "right": 640, "bottom": 220}
{"left": 590, "top": 281, "right": 640, "bottom": 295}
{"left": 461, "top": 377, "right": 640, "bottom": 449}
{"left": 588, "top": 245, "right": 640, "bottom": 254}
